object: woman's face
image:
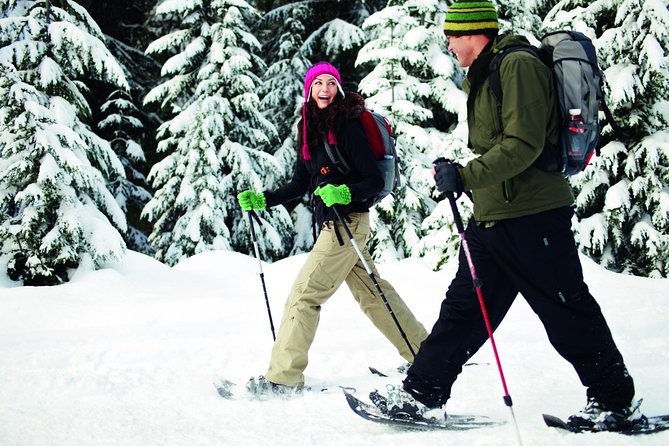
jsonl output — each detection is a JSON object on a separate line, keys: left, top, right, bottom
{"left": 310, "top": 75, "right": 339, "bottom": 109}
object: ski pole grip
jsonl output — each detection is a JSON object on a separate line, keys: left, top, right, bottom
{"left": 433, "top": 157, "right": 467, "bottom": 228}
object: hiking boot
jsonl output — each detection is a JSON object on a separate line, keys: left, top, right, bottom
{"left": 370, "top": 384, "right": 445, "bottom": 421}
{"left": 246, "top": 376, "right": 304, "bottom": 397}
{"left": 567, "top": 398, "right": 648, "bottom": 431}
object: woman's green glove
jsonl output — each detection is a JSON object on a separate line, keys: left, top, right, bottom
{"left": 237, "top": 190, "right": 266, "bottom": 211}
{"left": 314, "top": 184, "right": 351, "bottom": 207}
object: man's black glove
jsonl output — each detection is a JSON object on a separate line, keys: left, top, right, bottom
{"left": 432, "top": 158, "right": 464, "bottom": 194}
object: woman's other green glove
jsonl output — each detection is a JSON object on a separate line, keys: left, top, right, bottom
{"left": 237, "top": 190, "right": 266, "bottom": 211}
{"left": 314, "top": 184, "right": 351, "bottom": 207}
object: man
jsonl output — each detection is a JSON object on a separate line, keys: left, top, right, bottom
{"left": 371, "top": 0, "right": 644, "bottom": 432}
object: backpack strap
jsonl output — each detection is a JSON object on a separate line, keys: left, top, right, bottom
{"left": 488, "top": 46, "right": 539, "bottom": 102}
{"left": 323, "top": 139, "right": 351, "bottom": 175}
{"left": 488, "top": 45, "right": 561, "bottom": 172}
{"left": 599, "top": 88, "right": 628, "bottom": 143}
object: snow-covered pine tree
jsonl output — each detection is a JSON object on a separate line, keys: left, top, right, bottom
{"left": 98, "top": 89, "right": 153, "bottom": 255}
{"left": 544, "top": 0, "right": 669, "bottom": 277}
{"left": 300, "top": 0, "right": 368, "bottom": 83}
{"left": 95, "top": 33, "right": 161, "bottom": 256}
{"left": 142, "top": 0, "right": 292, "bottom": 266}
{"left": 259, "top": 3, "right": 311, "bottom": 144}
{"left": 496, "top": 0, "right": 547, "bottom": 39}
{"left": 257, "top": 3, "right": 314, "bottom": 254}
{"left": 0, "top": 0, "right": 129, "bottom": 285}
{"left": 356, "top": 0, "right": 471, "bottom": 267}
{"left": 304, "top": 6, "right": 369, "bottom": 59}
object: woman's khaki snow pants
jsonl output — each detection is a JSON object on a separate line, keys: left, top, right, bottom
{"left": 265, "top": 212, "right": 428, "bottom": 386}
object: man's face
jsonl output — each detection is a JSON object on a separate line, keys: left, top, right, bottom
{"left": 446, "top": 35, "right": 477, "bottom": 68}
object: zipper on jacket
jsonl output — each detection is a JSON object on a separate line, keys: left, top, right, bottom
{"left": 502, "top": 180, "right": 511, "bottom": 203}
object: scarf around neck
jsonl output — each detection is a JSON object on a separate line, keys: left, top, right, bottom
{"left": 466, "top": 38, "right": 496, "bottom": 112}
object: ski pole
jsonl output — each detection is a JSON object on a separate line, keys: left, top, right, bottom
{"left": 445, "top": 191, "right": 523, "bottom": 445}
{"left": 331, "top": 206, "right": 417, "bottom": 358}
{"left": 247, "top": 210, "right": 276, "bottom": 341}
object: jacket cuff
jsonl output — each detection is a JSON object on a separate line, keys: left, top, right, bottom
{"left": 256, "top": 191, "right": 267, "bottom": 209}
{"left": 341, "top": 185, "right": 352, "bottom": 205}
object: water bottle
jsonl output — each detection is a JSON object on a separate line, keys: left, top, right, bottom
{"left": 568, "top": 108, "right": 585, "bottom": 133}
{"left": 567, "top": 108, "right": 586, "bottom": 158}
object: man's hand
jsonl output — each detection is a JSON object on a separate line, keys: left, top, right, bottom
{"left": 432, "top": 159, "right": 464, "bottom": 194}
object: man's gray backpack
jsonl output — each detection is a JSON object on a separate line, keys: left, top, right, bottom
{"left": 490, "top": 31, "right": 621, "bottom": 176}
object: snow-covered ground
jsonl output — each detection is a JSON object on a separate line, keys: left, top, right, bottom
{"left": 1, "top": 249, "right": 667, "bottom": 446}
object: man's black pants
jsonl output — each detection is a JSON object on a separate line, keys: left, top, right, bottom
{"left": 406, "top": 206, "right": 634, "bottom": 410}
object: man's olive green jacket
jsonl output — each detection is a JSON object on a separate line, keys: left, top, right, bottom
{"left": 460, "top": 34, "right": 574, "bottom": 222}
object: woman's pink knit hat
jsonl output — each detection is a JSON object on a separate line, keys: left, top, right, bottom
{"left": 301, "top": 62, "right": 345, "bottom": 160}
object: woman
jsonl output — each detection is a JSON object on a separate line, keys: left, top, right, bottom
{"left": 237, "top": 62, "right": 427, "bottom": 395}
